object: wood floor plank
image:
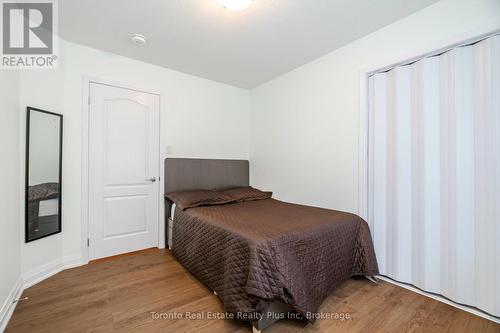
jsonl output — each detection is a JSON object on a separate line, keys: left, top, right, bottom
{"left": 6, "top": 249, "right": 499, "bottom": 333}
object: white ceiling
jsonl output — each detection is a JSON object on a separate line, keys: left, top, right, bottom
{"left": 59, "top": 0, "right": 438, "bottom": 89}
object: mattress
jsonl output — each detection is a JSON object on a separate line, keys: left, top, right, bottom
{"left": 167, "top": 203, "right": 176, "bottom": 250}
{"left": 170, "top": 203, "right": 177, "bottom": 220}
{"left": 38, "top": 198, "right": 58, "bottom": 217}
{"left": 172, "top": 198, "right": 378, "bottom": 321}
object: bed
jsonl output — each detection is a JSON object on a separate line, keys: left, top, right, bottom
{"left": 164, "top": 158, "right": 378, "bottom": 332}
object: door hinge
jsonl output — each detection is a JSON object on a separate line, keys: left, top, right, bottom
{"left": 87, "top": 238, "right": 90, "bottom": 247}
{"left": 88, "top": 95, "right": 91, "bottom": 106}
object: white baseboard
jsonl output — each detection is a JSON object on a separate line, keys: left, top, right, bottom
{"left": 378, "top": 276, "right": 500, "bottom": 324}
{"left": 0, "top": 278, "right": 23, "bottom": 333}
{"left": 0, "top": 254, "right": 85, "bottom": 332}
{"left": 22, "top": 254, "right": 84, "bottom": 289}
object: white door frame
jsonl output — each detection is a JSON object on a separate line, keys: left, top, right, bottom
{"left": 81, "top": 76, "right": 166, "bottom": 264}
{"left": 357, "top": 25, "right": 500, "bottom": 228}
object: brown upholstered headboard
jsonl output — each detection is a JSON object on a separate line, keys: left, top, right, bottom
{"left": 164, "top": 158, "right": 249, "bottom": 194}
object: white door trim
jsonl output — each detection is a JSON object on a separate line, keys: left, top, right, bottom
{"left": 81, "top": 76, "right": 166, "bottom": 264}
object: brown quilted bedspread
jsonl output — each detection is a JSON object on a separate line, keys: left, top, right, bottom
{"left": 172, "top": 198, "right": 378, "bottom": 320}
{"left": 28, "top": 182, "right": 60, "bottom": 202}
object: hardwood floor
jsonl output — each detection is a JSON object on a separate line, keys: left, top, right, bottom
{"left": 7, "top": 249, "right": 499, "bottom": 333}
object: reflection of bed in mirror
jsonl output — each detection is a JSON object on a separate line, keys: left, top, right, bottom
{"left": 27, "top": 182, "right": 60, "bottom": 240}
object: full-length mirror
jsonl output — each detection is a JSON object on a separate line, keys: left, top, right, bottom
{"left": 25, "top": 107, "right": 63, "bottom": 242}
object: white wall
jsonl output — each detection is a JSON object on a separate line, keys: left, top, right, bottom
{"left": 250, "top": 0, "right": 500, "bottom": 213}
{"left": 19, "top": 39, "right": 250, "bottom": 275}
{"left": 0, "top": 70, "right": 21, "bottom": 327}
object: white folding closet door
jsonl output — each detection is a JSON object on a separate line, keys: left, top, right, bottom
{"left": 368, "top": 34, "right": 500, "bottom": 317}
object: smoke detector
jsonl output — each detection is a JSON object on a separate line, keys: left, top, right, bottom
{"left": 130, "top": 34, "right": 147, "bottom": 46}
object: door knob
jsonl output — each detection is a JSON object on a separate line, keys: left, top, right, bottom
{"left": 147, "top": 177, "right": 157, "bottom": 182}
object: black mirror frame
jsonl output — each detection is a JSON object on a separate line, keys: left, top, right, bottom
{"left": 25, "top": 106, "right": 63, "bottom": 243}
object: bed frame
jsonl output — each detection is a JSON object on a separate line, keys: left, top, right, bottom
{"left": 164, "top": 158, "right": 293, "bottom": 332}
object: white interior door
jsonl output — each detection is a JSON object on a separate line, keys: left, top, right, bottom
{"left": 89, "top": 82, "right": 160, "bottom": 260}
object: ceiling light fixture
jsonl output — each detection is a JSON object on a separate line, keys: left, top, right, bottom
{"left": 130, "top": 34, "right": 147, "bottom": 46}
{"left": 218, "top": 0, "right": 255, "bottom": 11}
